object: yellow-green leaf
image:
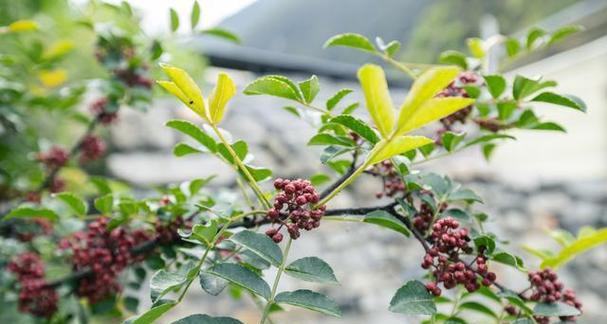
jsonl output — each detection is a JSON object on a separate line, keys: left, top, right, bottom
{"left": 368, "top": 136, "right": 433, "bottom": 165}
{"left": 357, "top": 64, "right": 395, "bottom": 138}
{"left": 541, "top": 228, "right": 607, "bottom": 269}
{"left": 8, "top": 20, "right": 38, "bottom": 32}
{"left": 397, "top": 97, "right": 474, "bottom": 135}
{"left": 159, "top": 63, "right": 207, "bottom": 121}
{"left": 209, "top": 73, "right": 237, "bottom": 124}
{"left": 157, "top": 81, "right": 191, "bottom": 109}
{"left": 395, "top": 66, "right": 460, "bottom": 136}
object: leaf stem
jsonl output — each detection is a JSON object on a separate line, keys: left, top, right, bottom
{"left": 260, "top": 238, "right": 293, "bottom": 324}
{"left": 376, "top": 53, "right": 418, "bottom": 79}
{"left": 210, "top": 124, "right": 272, "bottom": 209}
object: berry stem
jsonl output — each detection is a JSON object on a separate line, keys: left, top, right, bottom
{"left": 260, "top": 238, "right": 293, "bottom": 324}
{"left": 210, "top": 124, "right": 272, "bottom": 209}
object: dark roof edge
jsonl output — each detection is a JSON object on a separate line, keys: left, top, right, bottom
{"left": 192, "top": 41, "right": 412, "bottom": 87}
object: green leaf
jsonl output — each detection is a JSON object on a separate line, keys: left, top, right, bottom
{"left": 512, "top": 75, "right": 557, "bottom": 100}
{"left": 458, "top": 301, "right": 497, "bottom": 319}
{"left": 464, "top": 134, "right": 515, "bottom": 147}
{"left": 504, "top": 38, "right": 520, "bottom": 57}
{"left": 324, "top": 33, "right": 376, "bottom": 53}
{"left": 448, "top": 188, "right": 482, "bottom": 203}
{"left": 531, "top": 92, "right": 586, "bottom": 112}
{"left": 150, "top": 40, "right": 163, "bottom": 60}
{"left": 473, "top": 235, "right": 496, "bottom": 254}
{"left": 131, "top": 301, "right": 176, "bottom": 324}
{"left": 330, "top": 115, "right": 380, "bottom": 144}
{"left": 54, "top": 192, "right": 87, "bottom": 216}
{"left": 94, "top": 194, "right": 113, "bottom": 214}
{"left": 389, "top": 280, "right": 436, "bottom": 315}
{"left": 229, "top": 230, "right": 283, "bottom": 267}
{"left": 200, "top": 28, "right": 241, "bottom": 44}
{"left": 217, "top": 140, "right": 248, "bottom": 164}
{"left": 397, "top": 97, "right": 474, "bottom": 135}
{"left": 310, "top": 173, "right": 331, "bottom": 186}
{"left": 326, "top": 89, "right": 353, "bottom": 111}
{"left": 357, "top": 64, "right": 396, "bottom": 138}
{"left": 173, "top": 143, "right": 201, "bottom": 157}
{"left": 275, "top": 289, "right": 342, "bottom": 317}
{"left": 170, "top": 8, "right": 179, "bottom": 32}
{"left": 491, "top": 252, "right": 525, "bottom": 270}
{"left": 342, "top": 102, "right": 360, "bottom": 114}
{"left": 441, "top": 131, "right": 465, "bottom": 152}
{"left": 199, "top": 271, "right": 228, "bottom": 296}
{"left": 285, "top": 257, "right": 338, "bottom": 284}
{"left": 438, "top": 50, "right": 468, "bottom": 69}
{"left": 172, "top": 314, "right": 243, "bottom": 324}
{"left": 368, "top": 136, "right": 434, "bottom": 165}
{"left": 208, "top": 263, "right": 271, "bottom": 300}
{"left": 4, "top": 207, "right": 59, "bottom": 222}
{"left": 307, "top": 133, "right": 355, "bottom": 147}
{"left": 526, "top": 27, "right": 546, "bottom": 49}
{"left": 483, "top": 75, "right": 506, "bottom": 98}
{"left": 244, "top": 75, "right": 303, "bottom": 102}
{"left": 190, "top": 1, "right": 200, "bottom": 30}
{"left": 363, "top": 210, "right": 410, "bottom": 237}
{"left": 548, "top": 25, "right": 583, "bottom": 45}
{"left": 191, "top": 221, "right": 218, "bottom": 246}
{"left": 189, "top": 176, "right": 215, "bottom": 195}
{"left": 541, "top": 228, "right": 607, "bottom": 269}
{"left": 166, "top": 119, "right": 217, "bottom": 153}
{"left": 299, "top": 75, "right": 320, "bottom": 103}
{"left": 499, "top": 291, "right": 533, "bottom": 315}
{"left": 150, "top": 261, "right": 196, "bottom": 301}
{"left": 380, "top": 40, "right": 401, "bottom": 57}
{"left": 533, "top": 302, "right": 581, "bottom": 317}
{"left": 245, "top": 165, "right": 272, "bottom": 182}
{"left": 208, "top": 73, "right": 237, "bottom": 124}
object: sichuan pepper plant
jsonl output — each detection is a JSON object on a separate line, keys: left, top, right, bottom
{"left": 1, "top": 4, "right": 605, "bottom": 323}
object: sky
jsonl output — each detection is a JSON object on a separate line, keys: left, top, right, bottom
{"left": 103, "top": 0, "right": 257, "bottom": 34}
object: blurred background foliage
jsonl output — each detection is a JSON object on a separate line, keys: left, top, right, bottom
{"left": 402, "top": 0, "right": 580, "bottom": 61}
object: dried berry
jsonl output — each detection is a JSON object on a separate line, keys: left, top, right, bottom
{"left": 370, "top": 161, "right": 405, "bottom": 198}
{"left": 37, "top": 146, "right": 69, "bottom": 169}
{"left": 265, "top": 178, "right": 325, "bottom": 242}
{"left": 8, "top": 253, "right": 58, "bottom": 318}
{"left": 61, "top": 217, "right": 152, "bottom": 303}
{"left": 436, "top": 72, "right": 479, "bottom": 131}
{"left": 90, "top": 97, "right": 118, "bottom": 125}
{"left": 80, "top": 135, "right": 106, "bottom": 163}
{"left": 527, "top": 269, "right": 582, "bottom": 322}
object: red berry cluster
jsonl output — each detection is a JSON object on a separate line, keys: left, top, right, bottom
{"left": 49, "top": 177, "right": 66, "bottom": 193}
{"left": 114, "top": 67, "right": 153, "bottom": 89}
{"left": 155, "top": 216, "right": 189, "bottom": 244}
{"left": 412, "top": 202, "right": 447, "bottom": 233}
{"left": 79, "top": 134, "right": 106, "bottom": 163}
{"left": 90, "top": 97, "right": 118, "bottom": 125}
{"left": 60, "top": 217, "right": 151, "bottom": 303}
{"left": 370, "top": 161, "right": 405, "bottom": 198}
{"left": 422, "top": 217, "right": 496, "bottom": 296}
{"left": 437, "top": 72, "right": 479, "bottom": 131}
{"left": 265, "top": 178, "right": 325, "bottom": 243}
{"left": 37, "top": 146, "right": 69, "bottom": 169}
{"left": 527, "top": 269, "right": 582, "bottom": 322}
{"left": 8, "top": 252, "right": 58, "bottom": 318}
